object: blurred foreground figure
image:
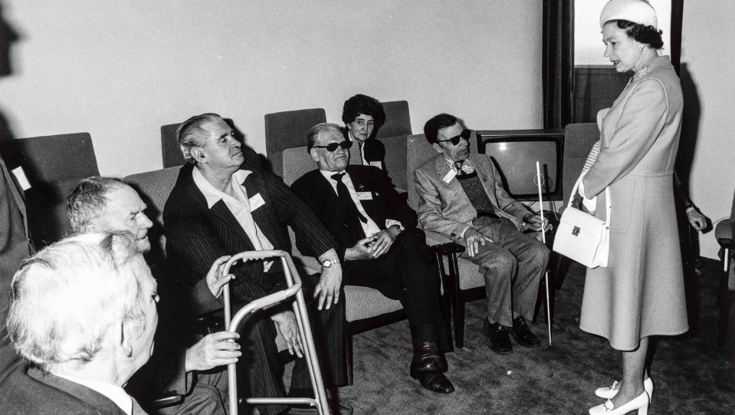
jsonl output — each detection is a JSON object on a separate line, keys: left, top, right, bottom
{"left": 0, "top": 232, "right": 157, "bottom": 414}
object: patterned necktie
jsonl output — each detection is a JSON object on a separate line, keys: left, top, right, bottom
{"left": 331, "top": 173, "right": 367, "bottom": 223}
{"left": 454, "top": 160, "right": 475, "bottom": 175}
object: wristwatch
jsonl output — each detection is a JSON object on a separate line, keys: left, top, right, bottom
{"left": 321, "top": 259, "right": 340, "bottom": 268}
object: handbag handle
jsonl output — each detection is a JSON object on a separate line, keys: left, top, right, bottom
{"left": 568, "top": 172, "right": 612, "bottom": 222}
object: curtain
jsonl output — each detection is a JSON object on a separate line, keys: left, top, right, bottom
{"left": 542, "top": 0, "right": 574, "bottom": 129}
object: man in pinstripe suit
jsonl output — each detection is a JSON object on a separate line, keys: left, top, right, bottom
{"left": 163, "top": 114, "right": 350, "bottom": 415}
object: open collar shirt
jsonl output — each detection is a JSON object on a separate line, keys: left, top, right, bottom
{"left": 193, "top": 167, "right": 274, "bottom": 271}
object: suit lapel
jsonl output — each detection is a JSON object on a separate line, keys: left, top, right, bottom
{"left": 209, "top": 200, "right": 255, "bottom": 250}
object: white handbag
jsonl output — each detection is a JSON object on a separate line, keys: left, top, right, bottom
{"left": 553, "top": 173, "right": 611, "bottom": 268}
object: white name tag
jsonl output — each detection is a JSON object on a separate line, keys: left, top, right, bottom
{"left": 369, "top": 161, "right": 383, "bottom": 170}
{"left": 442, "top": 169, "right": 457, "bottom": 184}
{"left": 12, "top": 167, "right": 31, "bottom": 190}
{"left": 356, "top": 191, "right": 373, "bottom": 200}
{"left": 249, "top": 193, "right": 265, "bottom": 211}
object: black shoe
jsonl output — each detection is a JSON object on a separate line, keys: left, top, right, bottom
{"left": 412, "top": 341, "right": 444, "bottom": 373}
{"left": 509, "top": 316, "right": 541, "bottom": 347}
{"left": 483, "top": 319, "right": 513, "bottom": 354}
{"left": 410, "top": 363, "right": 455, "bottom": 394}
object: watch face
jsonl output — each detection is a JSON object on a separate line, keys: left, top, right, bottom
{"left": 322, "top": 260, "right": 332, "bottom": 268}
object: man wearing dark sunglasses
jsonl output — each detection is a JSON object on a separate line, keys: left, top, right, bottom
{"left": 415, "top": 113, "right": 550, "bottom": 356}
{"left": 292, "top": 123, "right": 455, "bottom": 395}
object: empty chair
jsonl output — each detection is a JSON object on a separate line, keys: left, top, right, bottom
{"left": 14, "top": 133, "right": 100, "bottom": 248}
{"left": 374, "top": 100, "right": 412, "bottom": 139}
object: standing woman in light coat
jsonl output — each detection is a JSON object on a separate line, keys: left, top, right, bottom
{"left": 578, "top": 1, "right": 688, "bottom": 414}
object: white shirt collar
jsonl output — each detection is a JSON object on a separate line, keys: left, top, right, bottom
{"left": 319, "top": 169, "right": 346, "bottom": 182}
{"left": 53, "top": 372, "right": 133, "bottom": 415}
{"left": 193, "top": 167, "right": 252, "bottom": 209}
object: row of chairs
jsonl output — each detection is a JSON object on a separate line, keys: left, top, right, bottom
{"left": 7, "top": 116, "right": 591, "bottom": 353}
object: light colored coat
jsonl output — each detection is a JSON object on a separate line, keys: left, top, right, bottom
{"left": 414, "top": 153, "right": 530, "bottom": 242}
{"left": 580, "top": 56, "right": 688, "bottom": 350}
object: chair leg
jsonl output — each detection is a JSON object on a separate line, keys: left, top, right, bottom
{"left": 454, "top": 300, "right": 467, "bottom": 349}
{"left": 718, "top": 250, "right": 731, "bottom": 347}
{"left": 445, "top": 253, "right": 466, "bottom": 349}
{"left": 346, "top": 331, "right": 354, "bottom": 385}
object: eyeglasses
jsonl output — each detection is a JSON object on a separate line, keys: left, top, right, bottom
{"left": 436, "top": 129, "right": 472, "bottom": 146}
{"left": 313, "top": 141, "right": 353, "bottom": 152}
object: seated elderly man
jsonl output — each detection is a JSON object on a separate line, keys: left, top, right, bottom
{"left": 0, "top": 232, "right": 157, "bottom": 414}
{"left": 291, "top": 123, "right": 454, "bottom": 394}
{"left": 66, "top": 177, "right": 239, "bottom": 415}
{"left": 163, "top": 113, "right": 351, "bottom": 415}
{"left": 415, "top": 113, "right": 550, "bottom": 355}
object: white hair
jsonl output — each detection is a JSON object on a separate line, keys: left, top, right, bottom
{"left": 6, "top": 232, "right": 152, "bottom": 372}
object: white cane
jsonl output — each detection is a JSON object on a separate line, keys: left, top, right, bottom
{"left": 535, "top": 161, "right": 552, "bottom": 345}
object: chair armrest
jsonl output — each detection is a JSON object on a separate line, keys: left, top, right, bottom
{"left": 192, "top": 312, "right": 225, "bottom": 335}
{"left": 432, "top": 242, "right": 465, "bottom": 256}
{"left": 715, "top": 220, "right": 734, "bottom": 249}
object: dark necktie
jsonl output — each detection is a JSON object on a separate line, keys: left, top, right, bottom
{"left": 331, "top": 173, "right": 367, "bottom": 223}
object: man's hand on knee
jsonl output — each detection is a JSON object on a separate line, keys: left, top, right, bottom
{"left": 462, "top": 228, "right": 491, "bottom": 257}
{"left": 185, "top": 331, "right": 241, "bottom": 372}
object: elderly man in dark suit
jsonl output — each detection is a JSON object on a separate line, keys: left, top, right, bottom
{"left": 163, "top": 113, "right": 350, "bottom": 415}
{"left": 291, "top": 123, "right": 454, "bottom": 394}
{"left": 0, "top": 232, "right": 156, "bottom": 414}
{"left": 414, "top": 113, "right": 550, "bottom": 355}
{"left": 66, "top": 176, "right": 239, "bottom": 415}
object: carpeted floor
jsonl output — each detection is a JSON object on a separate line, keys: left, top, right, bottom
{"left": 336, "top": 258, "right": 735, "bottom": 414}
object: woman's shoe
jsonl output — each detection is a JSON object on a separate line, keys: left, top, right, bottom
{"left": 589, "top": 391, "right": 649, "bottom": 415}
{"left": 595, "top": 378, "right": 653, "bottom": 402}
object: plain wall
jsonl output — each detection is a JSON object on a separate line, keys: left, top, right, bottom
{"left": 0, "top": 0, "right": 543, "bottom": 179}
{"left": 680, "top": 2, "right": 735, "bottom": 258}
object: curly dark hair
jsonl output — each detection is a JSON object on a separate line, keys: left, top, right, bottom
{"left": 341, "top": 94, "right": 386, "bottom": 127}
{"left": 614, "top": 20, "right": 664, "bottom": 49}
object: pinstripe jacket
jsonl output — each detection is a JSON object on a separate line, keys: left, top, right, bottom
{"left": 163, "top": 161, "right": 336, "bottom": 315}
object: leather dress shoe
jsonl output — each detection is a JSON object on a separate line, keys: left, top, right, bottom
{"left": 410, "top": 363, "right": 455, "bottom": 394}
{"left": 412, "top": 342, "right": 444, "bottom": 373}
{"left": 509, "top": 316, "right": 540, "bottom": 347}
{"left": 483, "top": 319, "right": 512, "bottom": 354}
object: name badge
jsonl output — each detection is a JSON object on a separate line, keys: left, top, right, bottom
{"left": 356, "top": 191, "right": 373, "bottom": 200}
{"left": 369, "top": 161, "right": 383, "bottom": 170}
{"left": 249, "top": 193, "right": 265, "bottom": 211}
{"left": 12, "top": 167, "right": 31, "bottom": 190}
{"left": 442, "top": 169, "right": 457, "bottom": 184}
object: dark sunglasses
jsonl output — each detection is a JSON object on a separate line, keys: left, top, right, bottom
{"left": 313, "top": 141, "right": 353, "bottom": 152}
{"left": 436, "top": 129, "right": 472, "bottom": 146}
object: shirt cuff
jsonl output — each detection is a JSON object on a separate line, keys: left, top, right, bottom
{"left": 459, "top": 225, "right": 472, "bottom": 239}
{"left": 385, "top": 220, "right": 404, "bottom": 232}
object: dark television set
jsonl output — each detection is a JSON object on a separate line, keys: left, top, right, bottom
{"left": 476, "top": 129, "right": 565, "bottom": 201}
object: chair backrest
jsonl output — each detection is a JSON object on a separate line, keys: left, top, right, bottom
{"left": 264, "top": 108, "right": 327, "bottom": 178}
{"left": 375, "top": 100, "right": 411, "bottom": 139}
{"left": 14, "top": 133, "right": 100, "bottom": 248}
{"left": 124, "top": 166, "right": 182, "bottom": 260}
{"left": 380, "top": 135, "right": 408, "bottom": 191}
{"left": 562, "top": 123, "right": 599, "bottom": 205}
{"left": 406, "top": 134, "right": 440, "bottom": 211}
{"left": 161, "top": 123, "right": 186, "bottom": 168}
{"left": 281, "top": 147, "right": 318, "bottom": 187}
{"left": 15, "top": 133, "right": 99, "bottom": 183}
